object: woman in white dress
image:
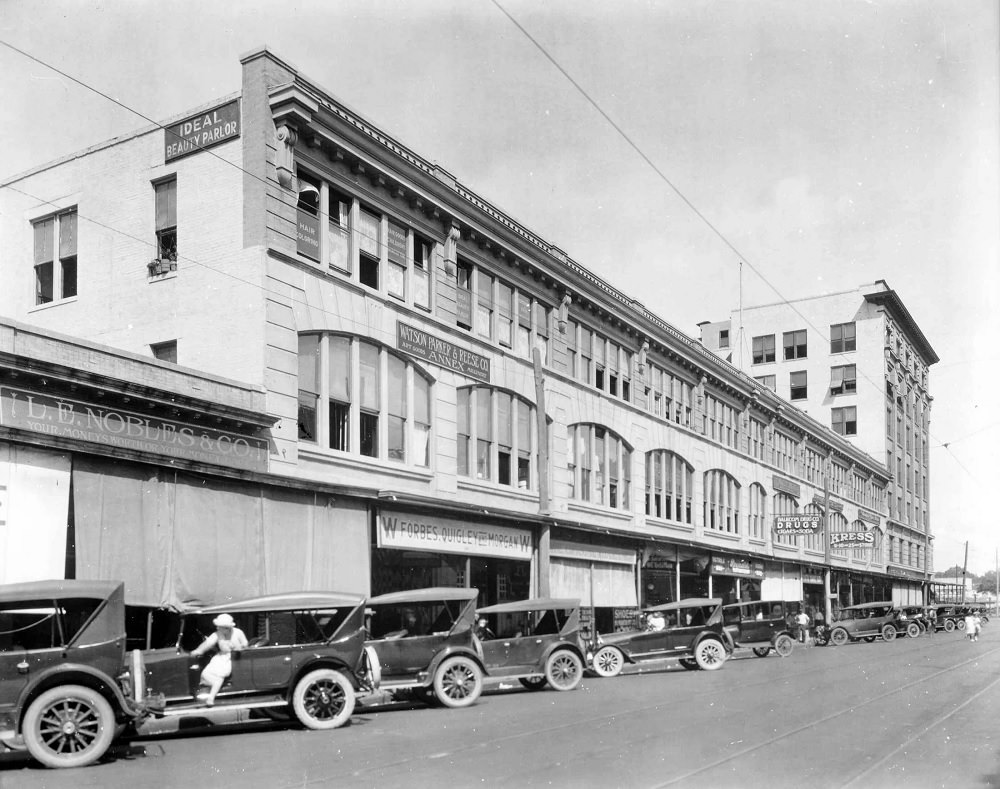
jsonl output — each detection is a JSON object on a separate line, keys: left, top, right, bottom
{"left": 191, "top": 613, "right": 249, "bottom": 705}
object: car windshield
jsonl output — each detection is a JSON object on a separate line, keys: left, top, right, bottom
{"left": 0, "top": 598, "right": 102, "bottom": 651}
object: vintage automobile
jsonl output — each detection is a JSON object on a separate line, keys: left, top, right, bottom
{"left": 827, "top": 602, "right": 917, "bottom": 645}
{"left": 135, "top": 592, "right": 377, "bottom": 731}
{"left": 0, "top": 580, "right": 150, "bottom": 768}
{"left": 899, "top": 606, "right": 932, "bottom": 635}
{"left": 364, "top": 587, "right": 485, "bottom": 708}
{"left": 721, "top": 600, "right": 798, "bottom": 657}
{"left": 587, "top": 598, "right": 731, "bottom": 677}
{"left": 475, "top": 598, "right": 585, "bottom": 691}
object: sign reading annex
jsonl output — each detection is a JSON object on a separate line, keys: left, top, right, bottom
{"left": 773, "top": 514, "right": 821, "bottom": 535}
{"left": 377, "top": 509, "right": 532, "bottom": 560}
{"left": 165, "top": 99, "right": 241, "bottom": 162}
{"left": 0, "top": 386, "right": 268, "bottom": 472}
{"left": 396, "top": 322, "right": 490, "bottom": 383}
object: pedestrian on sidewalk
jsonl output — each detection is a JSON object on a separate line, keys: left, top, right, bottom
{"left": 795, "top": 607, "right": 811, "bottom": 644}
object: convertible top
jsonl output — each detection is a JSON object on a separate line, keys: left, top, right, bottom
{"left": 187, "top": 592, "right": 366, "bottom": 614}
{"left": 645, "top": 598, "right": 722, "bottom": 612}
{"left": 0, "top": 579, "right": 123, "bottom": 603}
{"left": 842, "top": 601, "right": 895, "bottom": 610}
{"left": 477, "top": 597, "right": 579, "bottom": 615}
{"left": 368, "top": 587, "right": 479, "bottom": 605}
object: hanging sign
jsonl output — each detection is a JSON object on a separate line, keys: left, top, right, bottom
{"left": 830, "top": 532, "right": 876, "bottom": 547}
{"left": 773, "top": 514, "right": 821, "bottom": 535}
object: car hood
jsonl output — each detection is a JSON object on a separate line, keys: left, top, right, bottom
{"left": 597, "top": 629, "right": 643, "bottom": 646}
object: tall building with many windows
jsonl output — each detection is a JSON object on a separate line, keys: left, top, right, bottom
{"left": 1, "top": 48, "right": 924, "bottom": 644}
{"left": 699, "top": 281, "right": 938, "bottom": 584}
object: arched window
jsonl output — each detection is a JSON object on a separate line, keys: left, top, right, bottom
{"left": 773, "top": 493, "right": 799, "bottom": 545}
{"left": 703, "top": 470, "right": 741, "bottom": 534}
{"left": 297, "top": 333, "right": 432, "bottom": 466}
{"left": 457, "top": 386, "right": 536, "bottom": 489}
{"left": 568, "top": 424, "right": 632, "bottom": 511}
{"left": 801, "top": 503, "right": 822, "bottom": 552}
{"left": 829, "top": 513, "right": 849, "bottom": 557}
{"left": 747, "top": 483, "right": 767, "bottom": 540}
{"left": 644, "top": 450, "right": 693, "bottom": 524}
{"left": 851, "top": 519, "right": 871, "bottom": 561}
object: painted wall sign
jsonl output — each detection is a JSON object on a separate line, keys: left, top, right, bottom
{"left": 296, "top": 209, "right": 320, "bottom": 260}
{"left": 858, "top": 508, "right": 881, "bottom": 525}
{"left": 830, "top": 532, "right": 876, "bottom": 547}
{"left": 377, "top": 509, "right": 532, "bottom": 560}
{"left": 772, "top": 475, "right": 801, "bottom": 497}
{"left": 887, "top": 565, "right": 925, "bottom": 579}
{"left": 811, "top": 494, "right": 843, "bottom": 512}
{"left": 164, "top": 99, "right": 241, "bottom": 162}
{"left": 396, "top": 322, "right": 490, "bottom": 382}
{"left": 773, "top": 514, "right": 821, "bottom": 534}
{"left": 710, "top": 556, "right": 765, "bottom": 578}
{"left": 0, "top": 386, "right": 268, "bottom": 472}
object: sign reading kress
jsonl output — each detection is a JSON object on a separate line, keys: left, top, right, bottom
{"left": 0, "top": 386, "right": 268, "bottom": 472}
{"left": 165, "top": 100, "right": 240, "bottom": 162}
{"left": 831, "top": 532, "right": 875, "bottom": 548}
{"left": 397, "top": 322, "right": 490, "bottom": 382}
{"left": 773, "top": 514, "right": 821, "bottom": 535}
{"left": 377, "top": 510, "right": 532, "bottom": 560}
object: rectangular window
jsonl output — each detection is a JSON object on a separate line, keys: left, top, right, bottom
{"left": 476, "top": 390, "right": 492, "bottom": 479}
{"left": 755, "top": 375, "right": 776, "bottom": 391}
{"left": 358, "top": 208, "right": 380, "bottom": 289}
{"left": 456, "top": 259, "right": 473, "bottom": 329}
{"left": 719, "top": 329, "right": 729, "bottom": 349}
{"left": 476, "top": 271, "right": 494, "bottom": 339}
{"left": 832, "top": 406, "right": 857, "bottom": 436}
{"left": 327, "top": 189, "right": 352, "bottom": 273}
{"left": 783, "top": 330, "right": 807, "bottom": 360}
{"left": 413, "top": 234, "right": 431, "bottom": 310}
{"left": 386, "top": 220, "right": 407, "bottom": 300}
{"left": 155, "top": 179, "right": 177, "bottom": 264}
{"left": 830, "top": 364, "right": 857, "bottom": 396}
{"left": 328, "top": 336, "right": 351, "bottom": 451}
{"left": 297, "top": 334, "right": 320, "bottom": 443}
{"left": 830, "top": 322, "right": 856, "bottom": 353}
{"left": 496, "top": 282, "right": 513, "bottom": 347}
{"left": 497, "top": 392, "right": 512, "bottom": 486}
{"left": 358, "top": 343, "right": 380, "bottom": 457}
{"left": 517, "top": 403, "right": 531, "bottom": 489}
{"left": 457, "top": 388, "right": 470, "bottom": 476}
{"left": 578, "top": 326, "right": 592, "bottom": 384}
{"left": 534, "top": 302, "right": 550, "bottom": 364}
{"left": 790, "top": 371, "right": 807, "bottom": 400}
{"left": 516, "top": 292, "right": 531, "bottom": 356}
{"left": 752, "top": 334, "right": 775, "bottom": 364}
{"left": 593, "top": 335, "right": 605, "bottom": 390}
{"left": 387, "top": 355, "right": 406, "bottom": 461}
{"left": 33, "top": 209, "right": 78, "bottom": 304}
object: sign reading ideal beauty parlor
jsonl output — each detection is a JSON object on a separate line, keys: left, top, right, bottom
{"left": 377, "top": 509, "right": 532, "bottom": 560}
{"left": 165, "top": 99, "right": 241, "bottom": 162}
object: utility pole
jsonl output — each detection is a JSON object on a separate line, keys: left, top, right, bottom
{"left": 962, "top": 541, "right": 969, "bottom": 605}
{"left": 823, "top": 461, "right": 832, "bottom": 626}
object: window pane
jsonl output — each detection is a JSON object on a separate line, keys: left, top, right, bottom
{"left": 360, "top": 412, "right": 378, "bottom": 457}
{"left": 388, "top": 415, "right": 405, "bottom": 461}
{"left": 34, "top": 218, "right": 54, "bottom": 264}
{"left": 497, "top": 392, "right": 512, "bottom": 447}
{"left": 298, "top": 335, "right": 319, "bottom": 394}
{"left": 329, "top": 336, "right": 351, "bottom": 402}
{"left": 59, "top": 211, "right": 77, "bottom": 257}
{"left": 388, "top": 355, "right": 406, "bottom": 418}
{"left": 61, "top": 256, "right": 77, "bottom": 299}
{"left": 155, "top": 179, "right": 177, "bottom": 230}
{"left": 414, "top": 375, "right": 430, "bottom": 423}
{"left": 358, "top": 209, "right": 380, "bottom": 257}
{"left": 359, "top": 343, "right": 380, "bottom": 410}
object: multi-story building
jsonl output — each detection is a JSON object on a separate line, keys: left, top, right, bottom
{"left": 1, "top": 47, "right": 910, "bottom": 642}
{"left": 699, "top": 281, "right": 938, "bottom": 599}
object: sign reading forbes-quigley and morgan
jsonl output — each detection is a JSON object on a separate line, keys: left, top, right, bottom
{"left": 377, "top": 510, "right": 532, "bottom": 560}
{"left": 165, "top": 99, "right": 240, "bottom": 162}
{"left": 0, "top": 387, "right": 268, "bottom": 473}
{"left": 396, "top": 322, "right": 490, "bottom": 383}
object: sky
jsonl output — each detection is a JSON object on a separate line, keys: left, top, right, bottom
{"left": 2, "top": 0, "right": 997, "bottom": 573}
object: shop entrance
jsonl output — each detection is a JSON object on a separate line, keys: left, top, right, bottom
{"left": 371, "top": 548, "right": 529, "bottom": 605}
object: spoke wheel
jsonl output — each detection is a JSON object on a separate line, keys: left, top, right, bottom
{"left": 545, "top": 650, "right": 583, "bottom": 691}
{"left": 774, "top": 634, "right": 795, "bottom": 658}
{"left": 694, "top": 639, "right": 726, "bottom": 671}
{"left": 944, "top": 619, "right": 955, "bottom": 632}
{"left": 906, "top": 622, "right": 921, "bottom": 638}
{"left": 433, "top": 656, "right": 483, "bottom": 708}
{"left": 292, "top": 669, "right": 355, "bottom": 730}
{"left": 518, "top": 676, "right": 548, "bottom": 691}
{"left": 752, "top": 647, "right": 771, "bottom": 658}
{"left": 591, "top": 646, "right": 624, "bottom": 678}
{"left": 882, "top": 625, "right": 897, "bottom": 641}
{"left": 830, "top": 628, "right": 850, "bottom": 646}
{"left": 23, "top": 685, "right": 115, "bottom": 769}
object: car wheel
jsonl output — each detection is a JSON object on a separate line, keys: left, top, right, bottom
{"left": 752, "top": 647, "right": 771, "bottom": 658}
{"left": 591, "top": 646, "right": 625, "bottom": 678}
{"left": 434, "top": 656, "right": 483, "bottom": 708}
{"left": 906, "top": 622, "right": 921, "bottom": 638}
{"left": 23, "top": 685, "right": 116, "bottom": 769}
{"left": 292, "top": 669, "right": 355, "bottom": 730}
{"left": 944, "top": 619, "right": 956, "bottom": 632}
{"left": 882, "top": 625, "right": 897, "bottom": 641}
{"left": 830, "top": 628, "right": 850, "bottom": 646}
{"left": 545, "top": 650, "right": 583, "bottom": 691}
{"left": 957, "top": 620, "right": 966, "bottom": 631}
{"left": 694, "top": 639, "right": 726, "bottom": 671}
{"left": 679, "top": 658, "right": 699, "bottom": 670}
{"left": 774, "top": 634, "right": 795, "bottom": 658}
{"left": 863, "top": 636, "right": 877, "bottom": 643}
{"left": 518, "top": 676, "right": 548, "bottom": 691}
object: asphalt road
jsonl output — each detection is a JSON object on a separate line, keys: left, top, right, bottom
{"left": 2, "top": 626, "right": 998, "bottom": 789}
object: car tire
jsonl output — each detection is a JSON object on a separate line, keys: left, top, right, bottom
{"left": 591, "top": 646, "right": 625, "bottom": 678}
{"left": 23, "top": 685, "right": 116, "bottom": 769}
{"left": 957, "top": 620, "right": 966, "bottom": 631}
{"left": 694, "top": 639, "right": 726, "bottom": 671}
{"left": 752, "top": 647, "right": 771, "bottom": 658}
{"left": 433, "top": 656, "right": 483, "bottom": 708}
{"left": 906, "top": 622, "right": 921, "bottom": 638}
{"left": 830, "top": 628, "right": 850, "bottom": 646}
{"left": 774, "top": 634, "right": 795, "bottom": 658}
{"left": 518, "top": 676, "right": 548, "bottom": 691}
{"left": 292, "top": 669, "right": 355, "bottom": 730}
{"left": 863, "top": 636, "right": 877, "bottom": 643}
{"left": 882, "top": 625, "right": 897, "bottom": 641}
{"left": 679, "top": 658, "right": 699, "bottom": 670}
{"left": 944, "top": 619, "right": 956, "bottom": 632}
{"left": 545, "top": 650, "right": 583, "bottom": 691}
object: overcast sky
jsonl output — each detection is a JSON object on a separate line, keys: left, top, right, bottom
{"left": 2, "top": 0, "right": 997, "bottom": 573}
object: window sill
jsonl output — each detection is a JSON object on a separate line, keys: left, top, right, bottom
{"left": 566, "top": 500, "right": 633, "bottom": 522}
{"left": 644, "top": 515, "right": 694, "bottom": 532}
{"left": 457, "top": 477, "right": 538, "bottom": 502}
{"left": 297, "top": 445, "right": 434, "bottom": 483}
{"left": 28, "top": 296, "right": 78, "bottom": 313}
{"left": 703, "top": 530, "right": 741, "bottom": 541}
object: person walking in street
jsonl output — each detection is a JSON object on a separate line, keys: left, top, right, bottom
{"left": 795, "top": 607, "right": 811, "bottom": 644}
{"left": 965, "top": 611, "right": 977, "bottom": 641}
{"left": 973, "top": 611, "right": 982, "bottom": 641}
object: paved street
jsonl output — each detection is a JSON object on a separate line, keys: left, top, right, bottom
{"left": 2, "top": 626, "right": 998, "bottom": 789}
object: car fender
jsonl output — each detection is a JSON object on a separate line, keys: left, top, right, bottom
{"left": 693, "top": 631, "right": 731, "bottom": 655}
{"left": 771, "top": 629, "right": 796, "bottom": 647}
{"left": 424, "top": 646, "right": 485, "bottom": 683}
{"left": 14, "top": 663, "right": 139, "bottom": 728}
{"left": 538, "top": 640, "right": 586, "bottom": 668}
{"left": 288, "top": 654, "right": 357, "bottom": 693}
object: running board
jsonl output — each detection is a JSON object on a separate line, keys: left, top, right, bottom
{"left": 154, "top": 699, "right": 288, "bottom": 718}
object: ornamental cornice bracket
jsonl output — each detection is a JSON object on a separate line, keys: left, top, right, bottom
{"left": 269, "top": 84, "right": 320, "bottom": 189}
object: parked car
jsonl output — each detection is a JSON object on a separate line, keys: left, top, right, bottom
{"left": 0, "top": 580, "right": 151, "bottom": 768}
{"left": 721, "top": 600, "right": 798, "bottom": 657}
{"left": 899, "top": 606, "right": 931, "bottom": 635}
{"left": 827, "top": 602, "right": 916, "bottom": 645}
{"left": 365, "top": 587, "right": 485, "bottom": 708}
{"left": 587, "top": 598, "right": 731, "bottom": 677}
{"left": 136, "top": 592, "right": 376, "bottom": 731}
{"left": 475, "top": 598, "right": 585, "bottom": 691}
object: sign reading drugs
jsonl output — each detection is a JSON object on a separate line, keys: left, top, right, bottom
{"left": 377, "top": 510, "right": 532, "bottom": 560}
{"left": 831, "top": 532, "right": 876, "bottom": 548}
{"left": 773, "top": 514, "right": 821, "bottom": 535}
{"left": 165, "top": 100, "right": 241, "bottom": 162}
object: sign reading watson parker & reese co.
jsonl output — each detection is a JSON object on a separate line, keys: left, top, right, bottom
{"left": 165, "top": 99, "right": 241, "bottom": 162}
